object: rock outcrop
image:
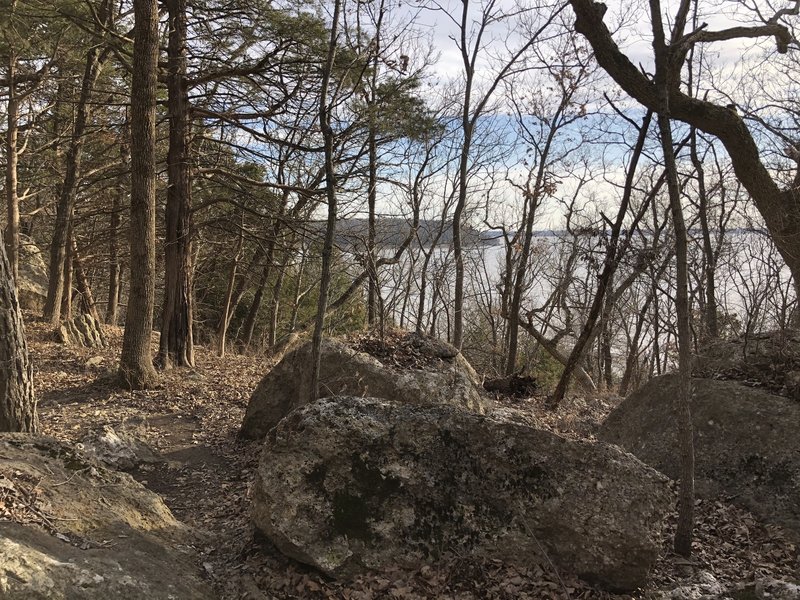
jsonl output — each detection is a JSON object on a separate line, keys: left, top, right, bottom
{"left": 694, "top": 329, "right": 800, "bottom": 399}
{"left": 17, "top": 235, "right": 48, "bottom": 311}
{"left": 252, "top": 397, "right": 671, "bottom": 592}
{"left": 57, "top": 314, "right": 106, "bottom": 348}
{"left": 599, "top": 374, "right": 800, "bottom": 533}
{"left": 0, "top": 434, "right": 212, "bottom": 599}
{"left": 240, "top": 336, "right": 488, "bottom": 439}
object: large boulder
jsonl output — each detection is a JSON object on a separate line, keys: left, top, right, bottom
{"left": 599, "top": 374, "right": 800, "bottom": 533}
{"left": 17, "top": 235, "right": 48, "bottom": 311}
{"left": 240, "top": 335, "right": 488, "bottom": 439}
{"left": 252, "top": 397, "right": 671, "bottom": 592}
{"left": 0, "top": 434, "right": 213, "bottom": 599}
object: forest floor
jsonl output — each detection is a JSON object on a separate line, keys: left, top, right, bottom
{"left": 25, "top": 315, "right": 800, "bottom": 600}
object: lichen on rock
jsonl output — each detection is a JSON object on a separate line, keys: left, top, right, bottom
{"left": 252, "top": 397, "right": 671, "bottom": 592}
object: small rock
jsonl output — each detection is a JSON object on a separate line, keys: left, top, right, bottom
{"left": 85, "top": 356, "right": 104, "bottom": 368}
{"left": 80, "top": 426, "right": 160, "bottom": 471}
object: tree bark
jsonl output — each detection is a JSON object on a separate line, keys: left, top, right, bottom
{"left": 660, "top": 110, "right": 696, "bottom": 557}
{"left": 5, "top": 52, "right": 19, "bottom": 284}
{"left": 367, "top": 124, "right": 378, "bottom": 327}
{"left": 0, "top": 229, "right": 36, "bottom": 432}
{"left": 60, "top": 225, "right": 73, "bottom": 320}
{"left": 106, "top": 169, "right": 122, "bottom": 325}
{"left": 160, "top": 0, "right": 194, "bottom": 369}
{"left": 120, "top": 0, "right": 159, "bottom": 389}
{"left": 646, "top": 0, "right": 695, "bottom": 553}
{"left": 452, "top": 121, "right": 472, "bottom": 350}
{"left": 216, "top": 226, "right": 243, "bottom": 358}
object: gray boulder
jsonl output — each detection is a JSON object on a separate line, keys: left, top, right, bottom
{"left": 599, "top": 374, "right": 800, "bottom": 533}
{"left": 79, "top": 426, "right": 161, "bottom": 471}
{"left": 57, "top": 314, "right": 106, "bottom": 348}
{"left": 252, "top": 397, "right": 671, "bottom": 592}
{"left": 0, "top": 434, "right": 212, "bottom": 599}
{"left": 17, "top": 235, "right": 48, "bottom": 311}
{"left": 240, "top": 336, "right": 488, "bottom": 439}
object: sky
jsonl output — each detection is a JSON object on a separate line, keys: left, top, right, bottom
{"left": 364, "top": 0, "right": 795, "bottom": 229}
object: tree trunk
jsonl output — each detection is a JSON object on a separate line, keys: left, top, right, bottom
{"left": 518, "top": 316, "right": 597, "bottom": 391}
{"left": 619, "top": 289, "right": 656, "bottom": 396}
{"left": 267, "top": 253, "right": 289, "bottom": 350}
{"left": 549, "top": 112, "right": 653, "bottom": 406}
{"left": 216, "top": 227, "right": 243, "bottom": 358}
{"left": 689, "top": 128, "right": 718, "bottom": 338}
{"left": 601, "top": 315, "right": 614, "bottom": 389}
{"left": 60, "top": 225, "right": 73, "bottom": 320}
{"left": 120, "top": 0, "right": 159, "bottom": 389}
{"left": 633, "top": 0, "right": 696, "bottom": 551}
{"left": 160, "top": 0, "right": 194, "bottom": 369}
{"left": 43, "top": 30, "right": 107, "bottom": 325}
{"left": 309, "top": 0, "right": 341, "bottom": 401}
{"left": 0, "top": 229, "right": 36, "bottom": 432}
{"left": 452, "top": 126, "right": 471, "bottom": 349}
{"left": 505, "top": 221, "right": 529, "bottom": 376}
{"left": 659, "top": 110, "right": 695, "bottom": 557}
{"left": 240, "top": 264, "right": 270, "bottom": 351}
{"left": 214, "top": 245, "right": 263, "bottom": 335}
{"left": 106, "top": 174, "right": 122, "bottom": 325}
{"left": 5, "top": 53, "right": 20, "bottom": 284}
{"left": 288, "top": 250, "right": 307, "bottom": 336}
{"left": 367, "top": 127, "right": 378, "bottom": 328}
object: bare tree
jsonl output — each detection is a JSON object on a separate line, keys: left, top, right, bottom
{"left": 568, "top": 0, "right": 800, "bottom": 305}
{"left": 549, "top": 109, "right": 657, "bottom": 405}
{"left": 43, "top": 0, "right": 112, "bottom": 325}
{"left": 310, "top": 0, "right": 344, "bottom": 401}
{"left": 502, "top": 31, "right": 595, "bottom": 376}
{"left": 429, "top": 0, "right": 566, "bottom": 348}
{"left": 649, "top": 0, "right": 696, "bottom": 555}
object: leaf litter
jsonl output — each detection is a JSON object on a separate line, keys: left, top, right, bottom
{"left": 17, "top": 316, "right": 798, "bottom": 599}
